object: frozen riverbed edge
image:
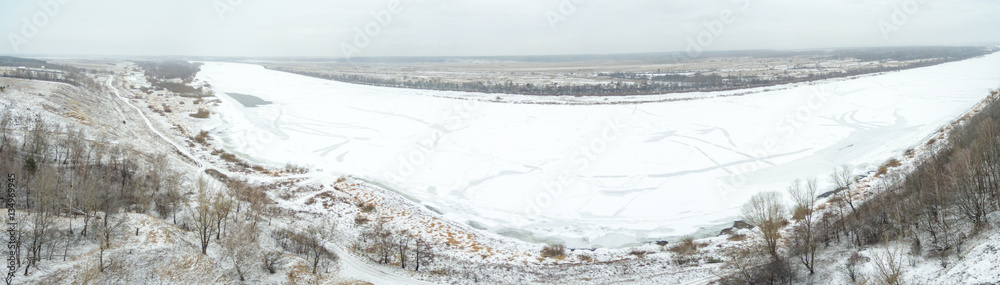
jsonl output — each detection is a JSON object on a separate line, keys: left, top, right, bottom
{"left": 196, "top": 53, "right": 1000, "bottom": 248}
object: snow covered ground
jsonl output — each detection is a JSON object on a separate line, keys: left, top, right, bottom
{"left": 196, "top": 53, "right": 1000, "bottom": 248}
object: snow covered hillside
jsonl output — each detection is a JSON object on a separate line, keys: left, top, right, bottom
{"left": 196, "top": 53, "right": 1000, "bottom": 248}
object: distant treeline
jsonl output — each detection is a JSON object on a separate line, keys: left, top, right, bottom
{"left": 134, "top": 61, "right": 204, "bottom": 94}
{"left": 830, "top": 46, "right": 991, "bottom": 62}
{"left": 599, "top": 58, "right": 954, "bottom": 92}
{"left": 135, "top": 60, "right": 202, "bottom": 80}
{"left": 273, "top": 48, "right": 994, "bottom": 96}
{"left": 0, "top": 56, "right": 103, "bottom": 89}
{"left": 0, "top": 56, "right": 46, "bottom": 67}
{"left": 145, "top": 77, "right": 203, "bottom": 95}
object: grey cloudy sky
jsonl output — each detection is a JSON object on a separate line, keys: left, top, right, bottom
{"left": 2, "top": 0, "right": 999, "bottom": 57}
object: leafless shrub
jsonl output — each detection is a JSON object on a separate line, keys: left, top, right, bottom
{"left": 272, "top": 227, "right": 337, "bottom": 274}
{"left": 872, "top": 247, "right": 904, "bottom": 285}
{"left": 845, "top": 251, "right": 869, "bottom": 283}
{"left": 540, "top": 244, "right": 565, "bottom": 259}
{"left": 193, "top": 130, "right": 209, "bottom": 145}
{"left": 262, "top": 251, "right": 282, "bottom": 274}
{"left": 358, "top": 202, "right": 376, "bottom": 213}
{"left": 284, "top": 163, "right": 309, "bottom": 174}
{"left": 717, "top": 243, "right": 795, "bottom": 285}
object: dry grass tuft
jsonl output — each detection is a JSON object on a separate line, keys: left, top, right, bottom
{"left": 189, "top": 108, "right": 210, "bottom": 118}
{"left": 669, "top": 235, "right": 701, "bottom": 256}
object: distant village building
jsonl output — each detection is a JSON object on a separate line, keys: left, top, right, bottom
{"left": 25, "top": 68, "right": 65, "bottom": 75}
{"left": 7, "top": 66, "right": 67, "bottom": 80}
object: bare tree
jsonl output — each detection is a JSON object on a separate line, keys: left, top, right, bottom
{"left": 718, "top": 240, "right": 769, "bottom": 284}
{"left": 222, "top": 218, "right": 258, "bottom": 281}
{"left": 787, "top": 178, "right": 819, "bottom": 274}
{"left": 947, "top": 148, "right": 991, "bottom": 228}
{"left": 97, "top": 212, "right": 125, "bottom": 273}
{"left": 245, "top": 185, "right": 268, "bottom": 239}
{"left": 23, "top": 166, "right": 58, "bottom": 275}
{"left": 741, "top": 191, "right": 787, "bottom": 259}
{"left": 158, "top": 171, "right": 184, "bottom": 224}
{"left": 193, "top": 179, "right": 216, "bottom": 255}
{"left": 302, "top": 226, "right": 334, "bottom": 275}
{"left": 79, "top": 174, "right": 100, "bottom": 237}
{"left": 0, "top": 110, "right": 11, "bottom": 154}
{"left": 829, "top": 164, "right": 856, "bottom": 213}
{"left": 273, "top": 226, "right": 336, "bottom": 275}
{"left": 412, "top": 238, "right": 435, "bottom": 272}
{"left": 872, "top": 246, "right": 904, "bottom": 285}
{"left": 396, "top": 230, "right": 409, "bottom": 269}
{"left": 26, "top": 116, "right": 50, "bottom": 164}
{"left": 212, "top": 192, "right": 232, "bottom": 240}
{"left": 362, "top": 216, "right": 394, "bottom": 265}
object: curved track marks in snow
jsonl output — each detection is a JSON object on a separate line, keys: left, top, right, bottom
{"left": 198, "top": 54, "right": 1000, "bottom": 248}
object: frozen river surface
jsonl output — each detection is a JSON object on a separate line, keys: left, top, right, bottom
{"left": 197, "top": 53, "right": 1000, "bottom": 248}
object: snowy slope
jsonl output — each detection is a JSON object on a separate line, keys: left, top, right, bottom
{"left": 196, "top": 53, "right": 1000, "bottom": 248}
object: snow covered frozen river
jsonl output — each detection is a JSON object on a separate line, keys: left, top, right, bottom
{"left": 197, "top": 53, "right": 1000, "bottom": 248}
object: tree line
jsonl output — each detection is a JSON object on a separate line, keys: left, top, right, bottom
{"left": 1, "top": 66, "right": 101, "bottom": 90}
{"left": 269, "top": 48, "right": 992, "bottom": 96}
{"left": 0, "top": 56, "right": 103, "bottom": 90}
{"left": 0, "top": 112, "right": 185, "bottom": 275}
{"left": 134, "top": 61, "right": 205, "bottom": 95}
{"left": 134, "top": 61, "right": 202, "bottom": 81}
{"left": 267, "top": 58, "right": 938, "bottom": 96}
{"left": 719, "top": 87, "right": 1000, "bottom": 284}
{"left": 0, "top": 110, "right": 338, "bottom": 280}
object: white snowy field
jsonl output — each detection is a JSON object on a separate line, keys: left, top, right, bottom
{"left": 197, "top": 53, "right": 1000, "bottom": 248}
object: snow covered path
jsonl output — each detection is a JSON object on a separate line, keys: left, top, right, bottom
{"left": 107, "top": 75, "right": 438, "bottom": 285}
{"left": 197, "top": 53, "right": 1000, "bottom": 248}
{"left": 330, "top": 246, "right": 436, "bottom": 285}
{"left": 106, "top": 76, "right": 207, "bottom": 170}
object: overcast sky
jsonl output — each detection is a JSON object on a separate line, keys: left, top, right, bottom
{"left": 2, "top": 0, "right": 999, "bottom": 58}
